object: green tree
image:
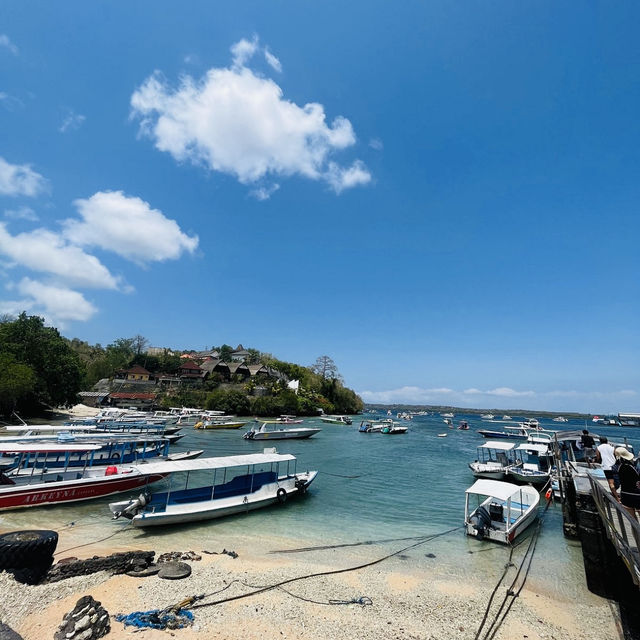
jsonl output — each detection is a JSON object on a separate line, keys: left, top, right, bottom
{"left": 0, "top": 353, "right": 36, "bottom": 416}
{"left": 0, "top": 313, "right": 84, "bottom": 410}
{"left": 218, "top": 344, "right": 233, "bottom": 362}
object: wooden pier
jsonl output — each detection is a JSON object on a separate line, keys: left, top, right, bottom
{"left": 557, "top": 451, "right": 640, "bottom": 638}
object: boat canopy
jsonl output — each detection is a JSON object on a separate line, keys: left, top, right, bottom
{"left": 466, "top": 479, "right": 522, "bottom": 500}
{"left": 130, "top": 452, "right": 297, "bottom": 475}
{"left": 479, "top": 441, "right": 516, "bottom": 451}
{"left": 4, "top": 425, "right": 97, "bottom": 432}
{"left": 515, "top": 443, "right": 550, "bottom": 454}
{"left": 0, "top": 443, "right": 103, "bottom": 452}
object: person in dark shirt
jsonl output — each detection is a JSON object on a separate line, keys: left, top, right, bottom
{"left": 581, "top": 430, "right": 596, "bottom": 461}
{"left": 615, "top": 446, "right": 640, "bottom": 520}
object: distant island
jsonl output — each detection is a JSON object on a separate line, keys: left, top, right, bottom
{"left": 0, "top": 313, "right": 363, "bottom": 419}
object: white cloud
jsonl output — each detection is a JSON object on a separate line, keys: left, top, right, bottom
{"left": 16, "top": 277, "right": 97, "bottom": 324}
{"left": 0, "top": 156, "right": 47, "bottom": 197}
{"left": 0, "top": 35, "right": 18, "bottom": 56}
{"left": 231, "top": 37, "right": 259, "bottom": 68}
{"left": 59, "top": 109, "right": 86, "bottom": 133}
{"left": 0, "top": 92, "right": 23, "bottom": 111}
{"left": 0, "top": 223, "right": 120, "bottom": 289}
{"left": 485, "top": 387, "right": 535, "bottom": 398}
{"left": 325, "top": 160, "right": 372, "bottom": 194}
{"left": 264, "top": 48, "right": 282, "bottom": 73}
{"left": 130, "top": 38, "right": 371, "bottom": 195}
{"left": 250, "top": 183, "right": 280, "bottom": 201}
{"left": 64, "top": 190, "right": 199, "bottom": 264}
{"left": 4, "top": 206, "right": 38, "bottom": 221}
{"left": 369, "top": 138, "right": 383, "bottom": 151}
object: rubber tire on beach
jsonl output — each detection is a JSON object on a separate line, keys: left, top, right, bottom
{"left": 158, "top": 561, "right": 192, "bottom": 580}
{"left": 0, "top": 530, "right": 58, "bottom": 572}
{"left": 277, "top": 488, "right": 287, "bottom": 504}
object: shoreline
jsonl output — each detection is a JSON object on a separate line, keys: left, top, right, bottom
{"left": 0, "top": 526, "right": 622, "bottom": 640}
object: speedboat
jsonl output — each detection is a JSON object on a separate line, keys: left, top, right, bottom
{"left": 320, "top": 415, "right": 352, "bottom": 425}
{"left": 480, "top": 414, "right": 495, "bottom": 420}
{"left": 502, "top": 415, "right": 512, "bottom": 420}
{"left": 194, "top": 416, "right": 247, "bottom": 429}
{"left": 520, "top": 418, "right": 540, "bottom": 429}
{"left": 275, "top": 415, "right": 304, "bottom": 424}
{"left": 243, "top": 422, "right": 321, "bottom": 440}
{"left": 109, "top": 451, "right": 318, "bottom": 527}
{"left": 0, "top": 443, "right": 171, "bottom": 510}
{"left": 465, "top": 479, "right": 540, "bottom": 544}
{"left": 458, "top": 420, "right": 470, "bottom": 430}
{"left": 443, "top": 418, "right": 453, "bottom": 426}
{"left": 552, "top": 416, "right": 568, "bottom": 423}
{"left": 441, "top": 413, "right": 454, "bottom": 418}
{"left": 359, "top": 419, "right": 393, "bottom": 433}
{"left": 469, "top": 441, "right": 520, "bottom": 480}
{"left": 381, "top": 424, "right": 408, "bottom": 434}
{"left": 477, "top": 426, "right": 529, "bottom": 440}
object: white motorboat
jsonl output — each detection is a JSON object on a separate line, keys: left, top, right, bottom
{"left": 502, "top": 415, "right": 512, "bottom": 420}
{"left": 441, "top": 413, "right": 454, "bottom": 418}
{"left": 109, "top": 451, "right": 318, "bottom": 527}
{"left": 359, "top": 419, "right": 393, "bottom": 433}
{"left": 465, "top": 479, "right": 540, "bottom": 544}
{"left": 243, "top": 422, "right": 321, "bottom": 440}
{"left": 480, "top": 414, "right": 495, "bottom": 420}
{"left": 437, "top": 433, "right": 448, "bottom": 437}
{"left": 552, "top": 416, "right": 568, "bottom": 423}
{"left": 275, "top": 415, "right": 304, "bottom": 424}
{"left": 381, "top": 424, "right": 408, "bottom": 434}
{"left": 320, "top": 415, "right": 352, "bottom": 425}
{"left": 507, "top": 443, "right": 553, "bottom": 486}
{"left": 469, "top": 441, "right": 520, "bottom": 480}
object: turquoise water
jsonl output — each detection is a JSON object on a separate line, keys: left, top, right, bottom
{"left": 1, "top": 413, "right": 636, "bottom": 597}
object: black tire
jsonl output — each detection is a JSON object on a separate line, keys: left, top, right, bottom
{"left": 0, "top": 530, "right": 58, "bottom": 571}
{"left": 277, "top": 488, "right": 287, "bottom": 504}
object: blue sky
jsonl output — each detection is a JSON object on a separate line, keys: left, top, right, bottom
{"left": 1, "top": 2, "right": 639, "bottom": 413}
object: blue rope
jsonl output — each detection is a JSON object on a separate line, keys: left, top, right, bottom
{"left": 115, "top": 608, "right": 194, "bottom": 630}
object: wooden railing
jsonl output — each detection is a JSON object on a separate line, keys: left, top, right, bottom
{"left": 588, "top": 475, "right": 640, "bottom": 586}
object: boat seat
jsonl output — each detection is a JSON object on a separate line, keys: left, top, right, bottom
{"left": 489, "top": 503, "right": 504, "bottom": 522}
{"left": 523, "top": 463, "right": 539, "bottom": 471}
{"left": 164, "top": 471, "right": 279, "bottom": 505}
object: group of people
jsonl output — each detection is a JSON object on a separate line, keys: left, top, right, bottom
{"left": 582, "top": 430, "right": 640, "bottom": 519}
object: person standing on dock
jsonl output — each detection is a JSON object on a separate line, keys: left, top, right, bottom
{"left": 581, "top": 430, "right": 596, "bottom": 462}
{"left": 615, "top": 447, "right": 640, "bottom": 519}
{"left": 595, "top": 437, "right": 619, "bottom": 501}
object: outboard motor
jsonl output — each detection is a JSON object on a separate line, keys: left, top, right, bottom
{"left": 243, "top": 430, "right": 255, "bottom": 440}
{"left": 469, "top": 506, "right": 492, "bottom": 540}
{"left": 112, "top": 492, "right": 151, "bottom": 520}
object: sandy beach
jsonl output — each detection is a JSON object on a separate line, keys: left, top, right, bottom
{"left": 0, "top": 527, "right": 622, "bottom": 640}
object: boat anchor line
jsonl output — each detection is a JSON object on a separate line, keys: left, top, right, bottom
{"left": 474, "top": 495, "right": 552, "bottom": 640}
{"left": 178, "top": 525, "right": 463, "bottom": 612}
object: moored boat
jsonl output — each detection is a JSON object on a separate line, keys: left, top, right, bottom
{"left": 381, "top": 424, "right": 408, "bottom": 434}
{"left": 320, "top": 415, "right": 352, "bottom": 425}
{"left": 0, "top": 443, "right": 170, "bottom": 510}
{"left": 109, "top": 451, "right": 317, "bottom": 527}
{"left": 464, "top": 479, "right": 540, "bottom": 544}
{"left": 469, "top": 441, "right": 520, "bottom": 480}
{"left": 243, "top": 422, "right": 321, "bottom": 440}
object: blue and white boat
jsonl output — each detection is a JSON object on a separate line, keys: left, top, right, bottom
{"left": 108, "top": 451, "right": 318, "bottom": 527}
{"left": 465, "top": 479, "right": 540, "bottom": 544}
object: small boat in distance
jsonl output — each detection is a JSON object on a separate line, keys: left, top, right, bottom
{"left": 502, "top": 415, "right": 512, "bottom": 420}
{"left": 381, "top": 424, "right": 408, "bottom": 434}
{"left": 243, "top": 422, "right": 321, "bottom": 440}
{"left": 443, "top": 418, "right": 453, "bottom": 426}
{"left": 109, "top": 451, "right": 317, "bottom": 527}
{"left": 275, "top": 415, "right": 304, "bottom": 424}
{"left": 441, "top": 413, "right": 454, "bottom": 418}
{"left": 552, "top": 416, "right": 568, "bottom": 423}
{"left": 480, "top": 414, "right": 495, "bottom": 420}
{"left": 465, "top": 479, "right": 540, "bottom": 544}
{"left": 458, "top": 420, "right": 470, "bottom": 430}
{"left": 320, "top": 415, "right": 353, "bottom": 425}
{"left": 359, "top": 419, "right": 393, "bottom": 433}
{"left": 437, "top": 433, "right": 448, "bottom": 437}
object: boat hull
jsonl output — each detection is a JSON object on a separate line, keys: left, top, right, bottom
{"left": 0, "top": 473, "right": 168, "bottom": 511}
{"left": 245, "top": 429, "right": 320, "bottom": 440}
{"left": 111, "top": 471, "right": 318, "bottom": 528}
{"left": 466, "top": 506, "right": 538, "bottom": 544}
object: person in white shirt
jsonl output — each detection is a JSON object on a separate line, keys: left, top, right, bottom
{"left": 595, "top": 436, "right": 620, "bottom": 502}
